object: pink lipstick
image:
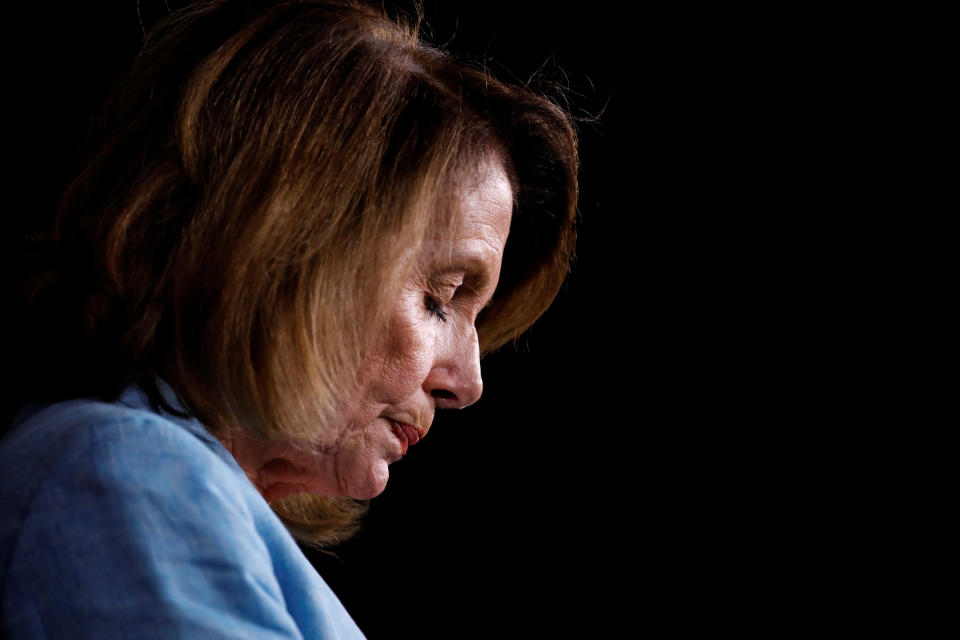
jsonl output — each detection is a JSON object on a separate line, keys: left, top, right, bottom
{"left": 390, "top": 420, "right": 424, "bottom": 456}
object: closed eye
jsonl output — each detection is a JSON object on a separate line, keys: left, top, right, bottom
{"left": 424, "top": 294, "right": 448, "bottom": 322}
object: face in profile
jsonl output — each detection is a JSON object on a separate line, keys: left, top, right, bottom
{"left": 224, "top": 161, "right": 513, "bottom": 501}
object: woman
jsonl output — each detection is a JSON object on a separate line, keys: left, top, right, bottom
{"left": 1, "top": 0, "right": 576, "bottom": 637}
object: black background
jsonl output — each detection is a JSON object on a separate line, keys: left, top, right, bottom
{"left": 4, "top": 1, "right": 853, "bottom": 637}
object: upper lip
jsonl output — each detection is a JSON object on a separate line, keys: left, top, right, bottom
{"left": 387, "top": 418, "right": 426, "bottom": 456}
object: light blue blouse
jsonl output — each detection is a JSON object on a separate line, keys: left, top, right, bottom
{"left": 0, "top": 384, "right": 365, "bottom": 639}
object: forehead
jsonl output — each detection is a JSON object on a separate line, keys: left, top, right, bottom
{"left": 421, "top": 162, "right": 513, "bottom": 270}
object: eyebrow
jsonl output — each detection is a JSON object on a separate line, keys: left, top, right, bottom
{"left": 433, "top": 249, "right": 500, "bottom": 295}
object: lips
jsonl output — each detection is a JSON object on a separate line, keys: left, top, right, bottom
{"left": 389, "top": 420, "right": 424, "bottom": 457}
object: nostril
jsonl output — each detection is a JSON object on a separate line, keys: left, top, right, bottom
{"left": 430, "top": 389, "right": 457, "bottom": 400}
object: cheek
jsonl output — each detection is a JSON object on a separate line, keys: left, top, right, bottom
{"left": 363, "top": 306, "right": 435, "bottom": 403}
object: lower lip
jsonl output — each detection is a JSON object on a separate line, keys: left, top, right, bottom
{"left": 390, "top": 420, "right": 424, "bottom": 456}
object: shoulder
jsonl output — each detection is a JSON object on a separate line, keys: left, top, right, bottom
{"left": 2, "top": 396, "right": 248, "bottom": 512}
{"left": 1, "top": 394, "right": 261, "bottom": 548}
{"left": 1, "top": 395, "right": 366, "bottom": 639}
{"left": 0, "top": 396, "right": 262, "bottom": 570}
{"left": 0, "top": 397, "right": 301, "bottom": 638}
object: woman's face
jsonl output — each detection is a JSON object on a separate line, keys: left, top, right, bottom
{"left": 224, "top": 162, "right": 513, "bottom": 501}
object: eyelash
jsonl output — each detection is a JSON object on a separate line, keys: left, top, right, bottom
{"left": 424, "top": 295, "right": 448, "bottom": 322}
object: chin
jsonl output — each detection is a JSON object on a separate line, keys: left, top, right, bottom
{"left": 343, "top": 459, "right": 391, "bottom": 500}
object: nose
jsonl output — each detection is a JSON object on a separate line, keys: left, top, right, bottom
{"left": 423, "top": 325, "right": 483, "bottom": 409}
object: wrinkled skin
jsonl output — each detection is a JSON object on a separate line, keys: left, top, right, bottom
{"left": 222, "top": 163, "right": 513, "bottom": 501}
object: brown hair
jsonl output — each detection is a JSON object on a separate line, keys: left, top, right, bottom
{"left": 11, "top": 0, "right": 577, "bottom": 545}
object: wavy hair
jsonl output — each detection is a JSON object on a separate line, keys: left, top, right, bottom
{"left": 10, "top": 0, "right": 577, "bottom": 545}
